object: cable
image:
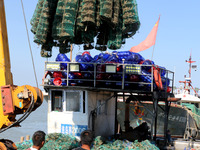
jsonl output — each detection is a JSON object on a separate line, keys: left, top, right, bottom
{"left": 20, "top": 0, "right": 39, "bottom": 88}
{"left": 0, "top": 93, "right": 35, "bottom": 133}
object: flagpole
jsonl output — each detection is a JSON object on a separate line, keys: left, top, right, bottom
{"left": 151, "top": 15, "right": 160, "bottom": 61}
{"left": 129, "top": 15, "right": 160, "bottom": 54}
{"left": 151, "top": 39, "right": 156, "bottom": 61}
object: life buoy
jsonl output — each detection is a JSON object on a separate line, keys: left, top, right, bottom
{"left": 153, "top": 67, "right": 163, "bottom": 90}
{"left": 42, "top": 71, "right": 53, "bottom": 85}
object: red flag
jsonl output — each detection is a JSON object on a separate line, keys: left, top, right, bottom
{"left": 130, "top": 16, "right": 160, "bottom": 53}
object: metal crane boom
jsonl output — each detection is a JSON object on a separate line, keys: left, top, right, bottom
{"left": 0, "top": 0, "right": 43, "bottom": 149}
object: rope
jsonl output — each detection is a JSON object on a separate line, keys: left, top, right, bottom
{"left": 20, "top": 0, "right": 39, "bottom": 88}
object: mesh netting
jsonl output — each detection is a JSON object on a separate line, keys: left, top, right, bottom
{"left": 31, "top": 0, "right": 140, "bottom": 57}
{"left": 92, "top": 136, "right": 160, "bottom": 150}
{"left": 16, "top": 134, "right": 159, "bottom": 150}
{"left": 112, "top": 0, "right": 120, "bottom": 27}
{"left": 107, "top": 9, "right": 123, "bottom": 50}
{"left": 42, "top": 133, "right": 79, "bottom": 149}
{"left": 182, "top": 103, "right": 200, "bottom": 129}
{"left": 16, "top": 140, "right": 32, "bottom": 150}
{"left": 81, "top": 0, "right": 96, "bottom": 27}
{"left": 16, "top": 133, "right": 79, "bottom": 150}
{"left": 30, "top": 0, "right": 45, "bottom": 34}
{"left": 95, "top": 0, "right": 101, "bottom": 29}
{"left": 99, "top": 0, "right": 113, "bottom": 24}
{"left": 95, "top": 24, "right": 109, "bottom": 51}
{"left": 52, "top": 0, "right": 79, "bottom": 41}
{"left": 121, "top": 0, "right": 140, "bottom": 38}
{"left": 33, "top": 0, "right": 58, "bottom": 45}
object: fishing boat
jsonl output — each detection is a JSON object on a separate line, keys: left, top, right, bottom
{"left": 117, "top": 54, "right": 200, "bottom": 140}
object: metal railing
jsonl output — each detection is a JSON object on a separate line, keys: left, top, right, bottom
{"left": 43, "top": 61, "right": 174, "bottom": 93}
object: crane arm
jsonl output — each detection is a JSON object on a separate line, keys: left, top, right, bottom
{"left": 0, "top": 0, "right": 43, "bottom": 131}
{"left": 0, "top": 0, "right": 13, "bottom": 85}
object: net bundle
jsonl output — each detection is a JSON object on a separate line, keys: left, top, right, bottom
{"left": 31, "top": 0, "right": 140, "bottom": 57}
{"left": 41, "top": 133, "right": 79, "bottom": 149}
{"left": 16, "top": 133, "right": 79, "bottom": 150}
{"left": 92, "top": 136, "right": 160, "bottom": 150}
{"left": 16, "top": 133, "right": 159, "bottom": 150}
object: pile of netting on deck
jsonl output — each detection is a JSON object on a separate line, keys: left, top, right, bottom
{"left": 31, "top": 0, "right": 140, "bottom": 57}
{"left": 16, "top": 133, "right": 79, "bottom": 150}
{"left": 92, "top": 136, "right": 159, "bottom": 150}
{"left": 16, "top": 133, "right": 159, "bottom": 150}
{"left": 181, "top": 103, "right": 200, "bottom": 129}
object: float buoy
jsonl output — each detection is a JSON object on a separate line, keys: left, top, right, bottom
{"left": 153, "top": 67, "right": 163, "bottom": 90}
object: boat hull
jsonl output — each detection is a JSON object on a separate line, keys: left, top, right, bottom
{"left": 117, "top": 102, "right": 199, "bottom": 139}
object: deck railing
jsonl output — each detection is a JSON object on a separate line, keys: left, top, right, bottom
{"left": 43, "top": 61, "right": 174, "bottom": 93}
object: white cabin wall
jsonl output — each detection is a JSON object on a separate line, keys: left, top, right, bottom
{"left": 47, "top": 89, "right": 88, "bottom": 136}
{"left": 48, "top": 111, "right": 88, "bottom": 134}
{"left": 47, "top": 89, "right": 116, "bottom": 138}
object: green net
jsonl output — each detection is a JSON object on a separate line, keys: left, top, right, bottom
{"left": 95, "top": 0, "right": 101, "bottom": 29}
{"left": 181, "top": 103, "right": 200, "bottom": 129}
{"left": 95, "top": 24, "right": 109, "bottom": 51}
{"left": 16, "top": 134, "right": 159, "bottom": 150}
{"left": 42, "top": 133, "right": 79, "bottom": 150}
{"left": 16, "top": 133, "right": 79, "bottom": 150}
{"left": 16, "top": 140, "right": 32, "bottom": 150}
{"left": 30, "top": 0, "right": 45, "bottom": 34}
{"left": 41, "top": 44, "right": 53, "bottom": 57}
{"left": 111, "top": 0, "right": 120, "bottom": 27}
{"left": 107, "top": 28, "right": 123, "bottom": 50}
{"left": 107, "top": 8, "right": 123, "bottom": 50}
{"left": 59, "top": 41, "right": 71, "bottom": 53}
{"left": 76, "top": 0, "right": 84, "bottom": 31}
{"left": 81, "top": 0, "right": 96, "bottom": 27}
{"left": 121, "top": 0, "right": 140, "bottom": 38}
{"left": 52, "top": 0, "right": 79, "bottom": 41}
{"left": 33, "top": 0, "right": 57, "bottom": 45}
{"left": 31, "top": 0, "right": 140, "bottom": 57}
{"left": 99, "top": 0, "right": 113, "bottom": 24}
{"left": 91, "top": 136, "right": 159, "bottom": 150}
{"left": 73, "top": 0, "right": 84, "bottom": 45}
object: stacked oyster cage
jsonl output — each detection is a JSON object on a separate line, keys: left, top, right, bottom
{"left": 31, "top": 0, "right": 140, "bottom": 57}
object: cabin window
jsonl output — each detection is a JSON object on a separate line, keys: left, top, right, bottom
{"left": 65, "top": 91, "right": 81, "bottom": 112}
{"left": 51, "top": 90, "right": 63, "bottom": 112}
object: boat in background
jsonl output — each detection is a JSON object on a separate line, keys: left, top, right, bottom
{"left": 175, "top": 53, "right": 200, "bottom": 107}
{"left": 174, "top": 54, "right": 200, "bottom": 139}
{"left": 117, "top": 54, "right": 200, "bottom": 140}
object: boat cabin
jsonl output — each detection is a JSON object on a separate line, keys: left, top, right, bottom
{"left": 43, "top": 60, "right": 174, "bottom": 141}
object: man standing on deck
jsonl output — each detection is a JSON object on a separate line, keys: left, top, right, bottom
{"left": 73, "top": 130, "right": 93, "bottom": 150}
{"left": 26, "top": 130, "right": 46, "bottom": 150}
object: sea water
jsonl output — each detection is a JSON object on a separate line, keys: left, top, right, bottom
{"left": 0, "top": 100, "right": 48, "bottom": 143}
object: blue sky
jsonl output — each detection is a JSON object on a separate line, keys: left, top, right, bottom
{"left": 4, "top": 0, "right": 200, "bottom": 89}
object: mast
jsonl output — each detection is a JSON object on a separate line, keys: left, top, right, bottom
{"left": 186, "top": 53, "right": 196, "bottom": 79}
{"left": 179, "top": 53, "right": 198, "bottom": 95}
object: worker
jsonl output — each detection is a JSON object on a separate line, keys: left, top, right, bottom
{"left": 26, "top": 130, "right": 46, "bottom": 150}
{"left": 166, "top": 129, "right": 172, "bottom": 146}
{"left": 73, "top": 130, "right": 93, "bottom": 150}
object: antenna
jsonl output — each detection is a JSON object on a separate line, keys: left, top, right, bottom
{"left": 179, "top": 52, "right": 198, "bottom": 96}
{"left": 185, "top": 51, "right": 196, "bottom": 78}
